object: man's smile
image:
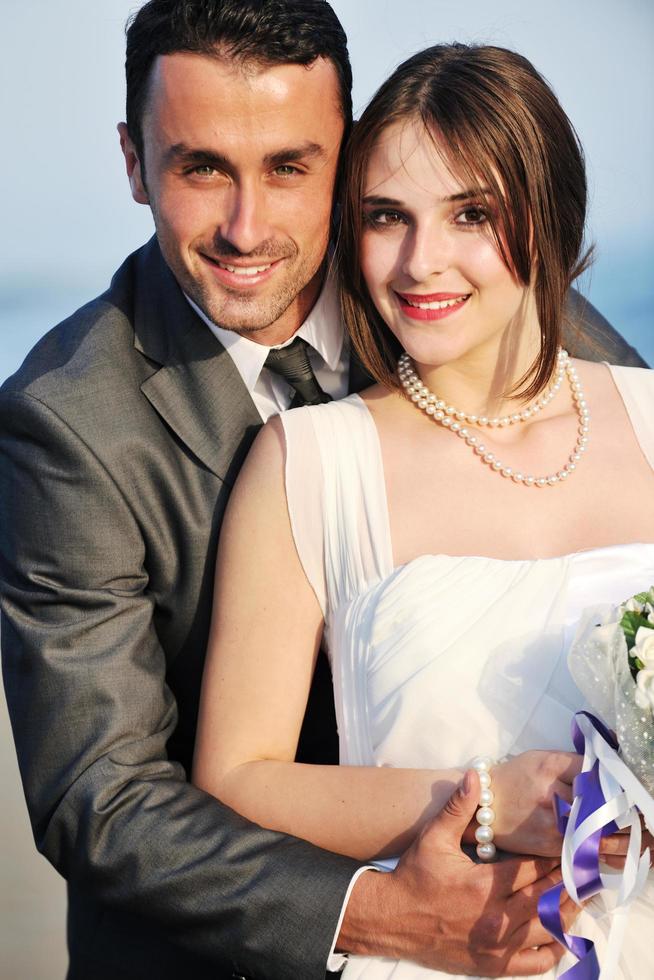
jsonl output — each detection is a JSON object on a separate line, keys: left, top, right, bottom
{"left": 200, "top": 253, "right": 286, "bottom": 288}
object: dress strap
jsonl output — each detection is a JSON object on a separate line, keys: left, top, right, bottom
{"left": 279, "top": 395, "right": 393, "bottom": 625}
{"left": 609, "top": 365, "right": 654, "bottom": 471}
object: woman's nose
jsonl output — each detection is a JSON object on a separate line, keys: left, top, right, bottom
{"left": 401, "top": 221, "right": 450, "bottom": 283}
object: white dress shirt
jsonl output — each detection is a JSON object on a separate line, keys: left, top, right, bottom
{"left": 186, "top": 274, "right": 372, "bottom": 972}
{"left": 186, "top": 272, "right": 350, "bottom": 421}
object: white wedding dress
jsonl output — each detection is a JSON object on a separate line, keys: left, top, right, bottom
{"left": 280, "top": 364, "right": 654, "bottom": 980}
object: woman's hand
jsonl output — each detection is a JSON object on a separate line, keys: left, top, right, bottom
{"left": 482, "top": 751, "right": 653, "bottom": 867}
{"left": 599, "top": 822, "right": 654, "bottom": 869}
{"left": 486, "top": 751, "right": 581, "bottom": 857}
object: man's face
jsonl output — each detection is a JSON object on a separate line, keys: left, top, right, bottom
{"left": 120, "top": 53, "right": 345, "bottom": 344}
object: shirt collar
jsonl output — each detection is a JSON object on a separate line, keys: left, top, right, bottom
{"left": 185, "top": 270, "right": 343, "bottom": 396}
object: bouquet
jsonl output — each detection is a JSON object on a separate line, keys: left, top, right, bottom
{"left": 568, "top": 589, "right": 654, "bottom": 795}
{"left": 538, "top": 589, "right": 654, "bottom": 979}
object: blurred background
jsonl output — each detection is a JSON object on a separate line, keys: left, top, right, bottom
{"left": 1, "top": 1, "right": 652, "bottom": 975}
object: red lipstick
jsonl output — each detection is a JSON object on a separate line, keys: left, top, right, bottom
{"left": 394, "top": 291, "right": 470, "bottom": 322}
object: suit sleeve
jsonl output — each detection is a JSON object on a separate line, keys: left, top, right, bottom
{"left": 0, "top": 389, "right": 359, "bottom": 979}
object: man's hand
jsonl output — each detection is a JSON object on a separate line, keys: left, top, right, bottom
{"left": 337, "top": 770, "right": 574, "bottom": 976}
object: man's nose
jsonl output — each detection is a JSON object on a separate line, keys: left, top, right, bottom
{"left": 219, "top": 182, "right": 271, "bottom": 255}
{"left": 401, "top": 220, "right": 450, "bottom": 283}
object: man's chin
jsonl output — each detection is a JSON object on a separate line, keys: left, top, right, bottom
{"left": 187, "top": 279, "right": 300, "bottom": 332}
{"left": 192, "top": 296, "right": 292, "bottom": 336}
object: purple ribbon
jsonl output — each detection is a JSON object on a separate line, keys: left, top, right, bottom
{"left": 537, "top": 712, "right": 618, "bottom": 979}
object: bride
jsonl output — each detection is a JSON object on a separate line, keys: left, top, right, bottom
{"left": 193, "top": 44, "right": 654, "bottom": 978}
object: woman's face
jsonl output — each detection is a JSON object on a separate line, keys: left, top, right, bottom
{"left": 360, "top": 119, "right": 534, "bottom": 372}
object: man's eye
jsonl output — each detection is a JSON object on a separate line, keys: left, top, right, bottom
{"left": 273, "top": 165, "right": 299, "bottom": 177}
{"left": 190, "top": 165, "right": 217, "bottom": 177}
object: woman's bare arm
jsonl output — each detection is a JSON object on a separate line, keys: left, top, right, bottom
{"left": 192, "top": 419, "right": 579, "bottom": 860}
{"left": 193, "top": 419, "right": 465, "bottom": 859}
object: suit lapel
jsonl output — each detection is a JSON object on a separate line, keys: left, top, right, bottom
{"left": 130, "top": 239, "right": 262, "bottom": 485}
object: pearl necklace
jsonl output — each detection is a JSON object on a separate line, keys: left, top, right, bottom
{"left": 398, "top": 349, "right": 590, "bottom": 487}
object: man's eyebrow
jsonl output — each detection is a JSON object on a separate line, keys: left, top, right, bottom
{"left": 262, "top": 142, "right": 326, "bottom": 167}
{"left": 164, "top": 141, "right": 326, "bottom": 169}
{"left": 165, "top": 144, "right": 231, "bottom": 169}
{"left": 362, "top": 188, "right": 493, "bottom": 206}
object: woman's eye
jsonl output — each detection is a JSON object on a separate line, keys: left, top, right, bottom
{"left": 456, "top": 206, "right": 487, "bottom": 226}
{"left": 366, "top": 210, "right": 406, "bottom": 228}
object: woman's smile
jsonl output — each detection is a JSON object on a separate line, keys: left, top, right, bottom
{"left": 393, "top": 290, "right": 471, "bottom": 321}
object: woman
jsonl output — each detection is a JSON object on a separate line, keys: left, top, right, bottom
{"left": 193, "top": 44, "right": 654, "bottom": 977}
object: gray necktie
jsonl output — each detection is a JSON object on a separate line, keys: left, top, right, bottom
{"left": 264, "top": 337, "right": 333, "bottom": 407}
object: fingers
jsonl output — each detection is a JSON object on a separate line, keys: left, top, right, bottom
{"left": 506, "top": 911, "right": 565, "bottom": 955}
{"left": 548, "top": 750, "right": 583, "bottom": 783}
{"left": 599, "top": 828, "right": 654, "bottom": 868}
{"left": 497, "top": 855, "right": 562, "bottom": 893}
{"left": 560, "top": 892, "right": 581, "bottom": 933}
{"left": 507, "top": 871, "right": 579, "bottom": 940}
{"left": 601, "top": 855, "right": 629, "bottom": 870}
{"left": 553, "top": 778, "right": 574, "bottom": 805}
{"left": 600, "top": 833, "right": 630, "bottom": 857}
{"left": 429, "top": 769, "right": 481, "bottom": 845}
{"left": 502, "top": 942, "right": 564, "bottom": 976}
{"left": 506, "top": 866, "right": 566, "bottom": 919}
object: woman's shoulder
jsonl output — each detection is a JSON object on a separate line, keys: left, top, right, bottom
{"left": 605, "top": 362, "right": 654, "bottom": 382}
{"left": 250, "top": 393, "right": 376, "bottom": 494}
{"left": 594, "top": 361, "right": 654, "bottom": 466}
{"left": 576, "top": 358, "right": 653, "bottom": 393}
{"left": 603, "top": 362, "right": 654, "bottom": 406}
{"left": 230, "top": 416, "right": 286, "bottom": 503}
{"left": 278, "top": 391, "right": 373, "bottom": 438}
{"left": 295, "top": 391, "right": 371, "bottom": 415}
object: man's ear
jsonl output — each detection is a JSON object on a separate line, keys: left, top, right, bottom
{"left": 117, "top": 122, "right": 149, "bottom": 205}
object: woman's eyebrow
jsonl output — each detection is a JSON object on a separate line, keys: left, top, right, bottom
{"left": 444, "top": 188, "right": 493, "bottom": 202}
{"left": 362, "top": 195, "right": 403, "bottom": 207}
{"left": 363, "top": 188, "right": 493, "bottom": 207}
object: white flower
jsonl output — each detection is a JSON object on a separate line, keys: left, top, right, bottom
{"left": 646, "top": 602, "right": 654, "bottom": 624}
{"left": 624, "top": 597, "right": 644, "bottom": 614}
{"left": 634, "top": 626, "right": 654, "bottom": 667}
{"left": 635, "top": 668, "right": 654, "bottom": 711}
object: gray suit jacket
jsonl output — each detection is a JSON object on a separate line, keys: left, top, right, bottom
{"left": 0, "top": 239, "right": 359, "bottom": 980}
{"left": 0, "top": 237, "right": 646, "bottom": 980}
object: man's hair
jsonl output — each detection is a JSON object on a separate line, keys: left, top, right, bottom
{"left": 125, "top": 0, "right": 352, "bottom": 164}
{"left": 340, "top": 44, "right": 592, "bottom": 402}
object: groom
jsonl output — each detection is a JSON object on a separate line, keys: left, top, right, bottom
{"left": 0, "top": 2, "right": 646, "bottom": 979}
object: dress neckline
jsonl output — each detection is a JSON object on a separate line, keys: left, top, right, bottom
{"left": 348, "top": 361, "right": 654, "bottom": 569}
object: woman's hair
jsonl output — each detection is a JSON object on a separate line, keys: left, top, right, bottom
{"left": 339, "top": 44, "right": 592, "bottom": 399}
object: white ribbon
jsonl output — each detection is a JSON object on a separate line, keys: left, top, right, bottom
{"left": 561, "top": 714, "right": 654, "bottom": 978}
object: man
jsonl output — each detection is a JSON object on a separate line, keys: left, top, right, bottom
{"left": 0, "top": 2, "right": 645, "bottom": 979}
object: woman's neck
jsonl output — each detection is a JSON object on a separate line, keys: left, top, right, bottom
{"left": 412, "top": 323, "right": 544, "bottom": 420}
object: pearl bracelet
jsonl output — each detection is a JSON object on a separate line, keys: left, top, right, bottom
{"left": 472, "top": 756, "right": 496, "bottom": 861}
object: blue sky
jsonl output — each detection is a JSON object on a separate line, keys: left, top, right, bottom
{"left": 1, "top": 0, "right": 652, "bottom": 381}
